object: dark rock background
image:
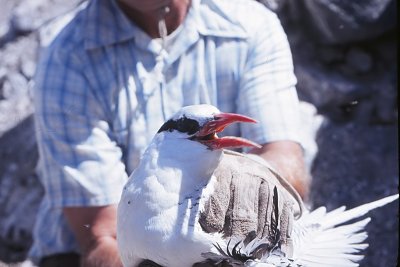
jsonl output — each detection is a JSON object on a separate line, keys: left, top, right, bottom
{"left": 0, "top": 0, "right": 398, "bottom": 266}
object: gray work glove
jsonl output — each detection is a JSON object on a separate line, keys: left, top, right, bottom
{"left": 199, "top": 150, "right": 304, "bottom": 258}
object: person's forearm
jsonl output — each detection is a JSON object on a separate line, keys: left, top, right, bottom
{"left": 81, "top": 236, "right": 123, "bottom": 267}
{"left": 250, "top": 141, "right": 310, "bottom": 200}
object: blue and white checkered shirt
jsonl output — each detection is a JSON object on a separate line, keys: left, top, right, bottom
{"left": 30, "top": 0, "right": 301, "bottom": 262}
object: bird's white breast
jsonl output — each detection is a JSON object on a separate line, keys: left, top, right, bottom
{"left": 117, "top": 134, "right": 223, "bottom": 266}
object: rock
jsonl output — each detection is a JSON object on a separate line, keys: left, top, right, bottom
{"left": 0, "top": 76, "right": 15, "bottom": 100}
{"left": 0, "top": 116, "right": 42, "bottom": 263}
{"left": 6, "top": 73, "right": 29, "bottom": 98}
{"left": 0, "top": 35, "right": 38, "bottom": 74}
{"left": 373, "top": 35, "right": 397, "bottom": 65}
{"left": 0, "top": 23, "right": 10, "bottom": 45}
{"left": 344, "top": 47, "right": 373, "bottom": 74}
{"left": 287, "top": 16, "right": 397, "bottom": 123}
{"left": 20, "top": 60, "right": 36, "bottom": 80}
{"left": 0, "top": 68, "right": 6, "bottom": 100}
{"left": 294, "top": 62, "right": 375, "bottom": 122}
{"left": 11, "top": 0, "right": 47, "bottom": 33}
{"left": 316, "top": 45, "right": 346, "bottom": 65}
{"left": 370, "top": 72, "right": 398, "bottom": 124}
{"left": 287, "top": 14, "right": 398, "bottom": 265}
{"left": 0, "top": 0, "right": 14, "bottom": 44}
{"left": 311, "top": 119, "right": 399, "bottom": 267}
{"left": 286, "top": 0, "right": 397, "bottom": 44}
{"left": 0, "top": 34, "right": 38, "bottom": 136}
{"left": 11, "top": 0, "right": 84, "bottom": 34}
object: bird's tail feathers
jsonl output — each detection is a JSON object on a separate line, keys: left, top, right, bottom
{"left": 292, "top": 194, "right": 398, "bottom": 267}
{"left": 321, "top": 194, "right": 398, "bottom": 229}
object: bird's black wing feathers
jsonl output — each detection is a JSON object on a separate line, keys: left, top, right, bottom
{"left": 268, "top": 186, "right": 281, "bottom": 248}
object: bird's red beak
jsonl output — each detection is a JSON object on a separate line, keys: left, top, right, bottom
{"left": 193, "top": 113, "right": 261, "bottom": 150}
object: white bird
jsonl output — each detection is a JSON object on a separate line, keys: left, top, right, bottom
{"left": 117, "top": 104, "right": 399, "bottom": 267}
{"left": 117, "top": 104, "right": 263, "bottom": 267}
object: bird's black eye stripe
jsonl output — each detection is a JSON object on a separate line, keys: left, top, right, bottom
{"left": 157, "top": 116, "right": 200, "bottom": 135}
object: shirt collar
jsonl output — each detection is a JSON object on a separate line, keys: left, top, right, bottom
{"left": 84, "top": 0, "right": 248, "bottom": 50}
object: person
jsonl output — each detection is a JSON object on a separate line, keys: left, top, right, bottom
{"left": 31, "top": 0, "right": 310, "bottom": 266}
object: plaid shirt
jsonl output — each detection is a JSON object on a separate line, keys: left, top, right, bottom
{"left": 30, "top": 0, "right": 301, "bottom": 262}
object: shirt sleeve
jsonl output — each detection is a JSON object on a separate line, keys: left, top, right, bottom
{"left": 237, "top": 10, "right": 302, "bottom": 146}
{"left": 34, "top": 46, "right": 128, "bottom": 208}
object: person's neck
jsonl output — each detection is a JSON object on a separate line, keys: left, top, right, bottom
{"left": 118, "top": 0, "right": 191, "bottom": 38}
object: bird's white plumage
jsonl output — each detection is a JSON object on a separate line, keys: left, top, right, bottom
{"left": 117, "top": 105, "right": 226, "bottom": 267}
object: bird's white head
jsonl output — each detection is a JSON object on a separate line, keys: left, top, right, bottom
{"left": 157, "top": 104, "right": 261, "bottom": 150}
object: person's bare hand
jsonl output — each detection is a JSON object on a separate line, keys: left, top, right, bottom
{"left": 250, "top": 141, "right": 310, "bottom": 200}
{"left": 63, "top": 205, "right": 123, "bottom": 267}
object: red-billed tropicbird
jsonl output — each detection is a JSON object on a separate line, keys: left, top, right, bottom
{"left": 117, "top": 104, "right": 262, "bottom": 267}
{"left": 117, "top": 104, "right": 399, "bottom": 267}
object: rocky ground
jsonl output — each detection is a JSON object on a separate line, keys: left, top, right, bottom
{"left": 0, "top": 0, "right": 398, "bottom": 266}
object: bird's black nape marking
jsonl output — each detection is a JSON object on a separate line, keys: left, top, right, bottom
{"left": 157, "top": 116, "right": 201, "bottom": 135}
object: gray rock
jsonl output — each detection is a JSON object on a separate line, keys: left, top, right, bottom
{"left": 0, "top": 34, "right": 38, "bottom": 136}
{"left": 294, "top": 62, "right": 374, "bottom": 122}
{"left": 0, "top": 35, "right": 38, "bottom": 74}
{"left": 0, "top": 68, "right": 6, "bottom": 100}
{"left": 6, "top": 73, "right": 29, "bottom": 98}
{"left": 344, "top": 47, "right": 373, "bottom": 74}
{"left": 370, "top": 73, "right": 398, "bottom": 124}
{"left": 0, "top": 25, "right": 37, "bottom": 262}
{"left": 11, "top": 0, "right": 84, "bottom": 33}
{"left": 287, "top": 12, "right": 398, "bottom": 265}
{"left": 0, "top": 0, "right": 15, "bottom": 44}
{"left": 20, "top": 60, "right": 36, "bottom": 80}
{"left": 0, "top": 116, "right": 41, "bottom": 263}
{"left": 0, "top": 65, "right": 34, "bottom": 136}
{"left": 316, "top": 45, "right": 346, "bottom": 65}
{"left": 287, "top": 0, "right": 397, "bottom": 44}
{"left": 0, "top": 23, "right": 10, "bottom": 44}
{"left": 311, "top": 119, "right": 399, "bottom": 267}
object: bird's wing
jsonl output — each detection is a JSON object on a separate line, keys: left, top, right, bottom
{"left": 291, "top": 194, "right": 399, "bottom": 267}
{"left": 222, "top": 150, "right": 305, "bottom": 216}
